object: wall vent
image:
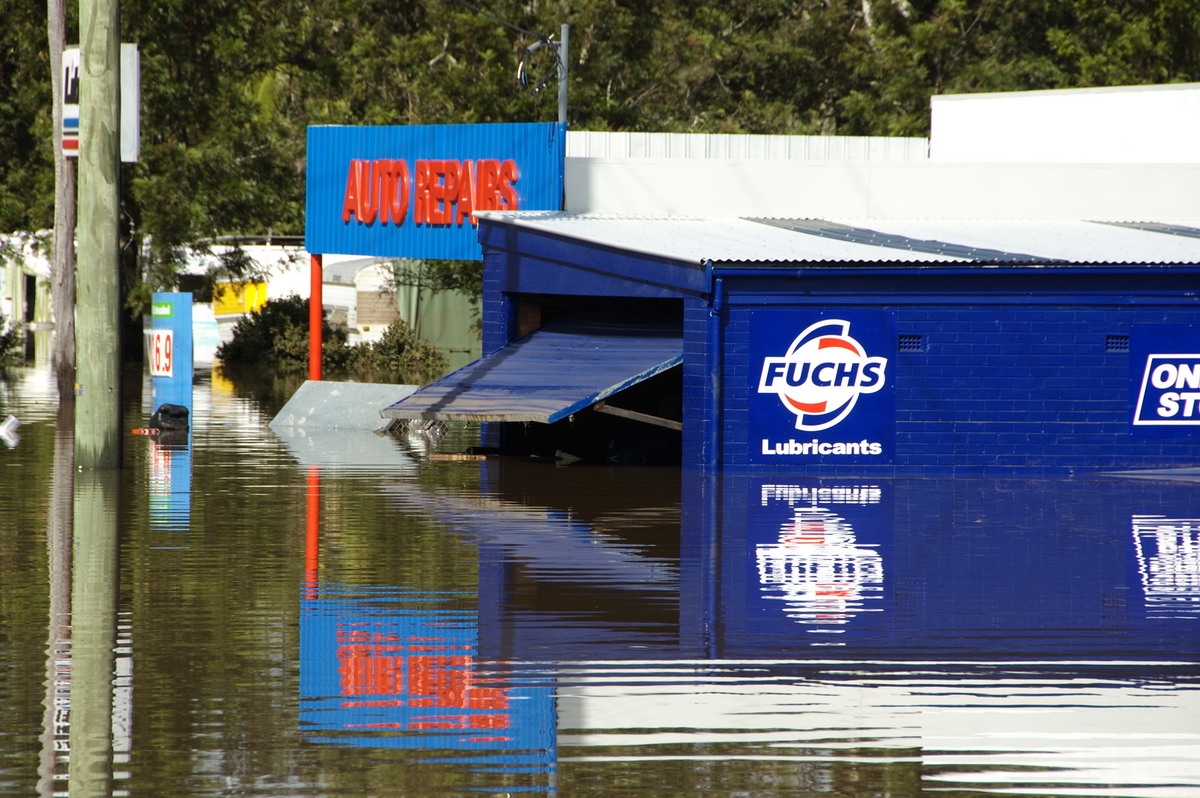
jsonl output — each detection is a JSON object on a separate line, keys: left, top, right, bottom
{"left": 898, "top": 334, "right": 924, "bottom": 352}
{"left": 1106, "top": 335, "right": 1130, "bottom": 353}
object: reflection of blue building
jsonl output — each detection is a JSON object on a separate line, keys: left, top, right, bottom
{"left": 417, "top": 463, "right": 1200, "bottom": 665}
{"left": 715, "top": 475, "right": 1200, "bottom": 662}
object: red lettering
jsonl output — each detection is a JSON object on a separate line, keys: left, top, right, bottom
{"left": 476, "top": 159, "right": 500, "bottom": 212}
{"left": 375, "top": 160, "right": 395, "bottom": 224}
{"left": 498, "top": 160, "right": 519, "bottom": 210}
{"left": 441, "top": 161, "right": 460, "bottom": 225}
{"left": 389, "top": 159, "right": 410, "bottom": 224}
{"left": 355, "top": 160, "right": 379, "bottom": 224}
{"left": 455, "top": 161, "right": 475, "bottom": 225}
{"left": 341, "top": 160, "right": 363, "bottom": 222}
{"left": 414, "top": 160, "right": 432, "bottom": 224}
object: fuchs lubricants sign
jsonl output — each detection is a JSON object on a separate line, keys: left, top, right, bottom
{"left": 749, "top": 311, "right": 895, "bottom": 464}
{"left": 306, "top": 123, "right": 565, "bottom": 259}
{"left": 1131, "top": 323, "right": 1200, "bottom": 436}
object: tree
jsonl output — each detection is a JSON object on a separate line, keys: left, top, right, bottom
{"left": 2, "top": 0, "right": 1199, "bottom": 324}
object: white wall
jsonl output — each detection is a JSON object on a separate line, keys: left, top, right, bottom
{"left": 930, "top": 83, "right": 1200, "bottom": 163}
{"left": 565, "top": 157, "right": 1200, "bottom": 220}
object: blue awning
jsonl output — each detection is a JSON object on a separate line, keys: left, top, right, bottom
{"left": 380, "top": 318, "right": 682, "bottom": 424}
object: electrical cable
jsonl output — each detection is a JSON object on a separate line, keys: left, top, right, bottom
{"left": 444, "top": 0, "right": 562, "bottom": 94}
{"left": 445, "top": 0, "right": 543, "bottom": 40}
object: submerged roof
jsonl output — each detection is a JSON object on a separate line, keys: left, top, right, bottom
{"left": 381, "top": 318, "right": 681, "bottom": 424}
{"left": 476, "top": 212, "right": 1200, "bottom": 267}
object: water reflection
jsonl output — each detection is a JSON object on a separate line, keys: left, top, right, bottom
{"left": 1, "top": 363, "right": 1198, "bottom": 797}
{"left": 755, "top": 483, "right": 885, "bottom": 634}
{"left": 67, "top": 470, "right": 121, "bottom": 798}
{"left": 1133, "top": 514, "right": 1200, "bottom": 620}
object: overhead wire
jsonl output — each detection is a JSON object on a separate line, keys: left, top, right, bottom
{"left": 444, "top": 0, "right": 563, "bottom": 94}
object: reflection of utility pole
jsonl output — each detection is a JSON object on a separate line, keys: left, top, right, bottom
{"left": 69, "top": 471, "right": 121, "bottom": 798}
{"left": 38, "top": 403, "right": 74, "bottom": 798}
{"left": 75, "top": 0, "right": 122, "bottom": 469}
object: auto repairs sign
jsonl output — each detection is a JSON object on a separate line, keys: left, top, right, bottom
{"left": 1132, "top": 323, "right": 1200, "bottom": 436}
{"left": 749, "top": 311, "right": 895, "bottom": 463}
{"left": 306, "top": 122, "right": 565, "bottom": 260}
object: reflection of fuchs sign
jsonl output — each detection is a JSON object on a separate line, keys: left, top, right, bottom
{"left": 749, "top": 311, "right": 895, "bottom": 463}
{"left": 758, "top": 319, "right": 887, "bottom": 431}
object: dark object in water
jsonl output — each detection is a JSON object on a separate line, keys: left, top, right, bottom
{"left": 149, "top": 403, "right": 189, "bottom": 431}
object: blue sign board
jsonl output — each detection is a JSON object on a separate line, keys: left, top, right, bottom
{"left": 748, "top": 310, "right": 896, "bottom": 464}
{"left": 149, "top": 292, "right": 193, "bottom": 413}
{"left": 306, "top": 122, "right": 566, "bottom": 260}
{"left": 1131, "top": 323, "right": 1200, "bottom": 436}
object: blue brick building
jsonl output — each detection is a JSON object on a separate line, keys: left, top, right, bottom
{"left": 387, "top": 214, "right": 1200, "bottom": 477}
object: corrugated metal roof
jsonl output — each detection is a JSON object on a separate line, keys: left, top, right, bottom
{"left": 381, "top": 318, "right": 681, "bottom": 424}
{"left": 476, "top": 212, "right": 1200, "bottom": 266}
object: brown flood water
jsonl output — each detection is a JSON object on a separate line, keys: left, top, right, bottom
{"left": 1, "top": 361, "right": 1198, "bottom": 797}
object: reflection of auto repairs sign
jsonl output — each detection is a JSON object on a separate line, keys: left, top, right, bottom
{"left": 749, "top": 311, "right": 895, "bottom": 463}
{"left": 149, "top": 330, "right": 173, "bottom": 377}
{"left": 1131, "top": 324, "right": 1200, "bottom": 436}
{"left": 300, "top": 597, "right": 553, "bottom": 760}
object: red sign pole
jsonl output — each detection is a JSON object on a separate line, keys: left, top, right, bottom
{"left": 309, "top": 253, "right": 323, "bottom": 381}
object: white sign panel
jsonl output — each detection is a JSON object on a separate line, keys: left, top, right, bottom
{"left": 61, "top": 44, "right": 140, "bottom": 162}
{"left": 149, "top": 329, "right": 174, "bottom": 378}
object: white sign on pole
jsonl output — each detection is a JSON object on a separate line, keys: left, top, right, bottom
{"left": 61, "top": 44, "right": 140, "bottom": 162}
{"left": 149, "top": 329, "right": 174, "bottom": 377}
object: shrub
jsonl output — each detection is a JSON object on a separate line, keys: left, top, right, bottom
{"left": 216, "top": 295, "right": 347, "bottom": 373}
{"left": 345, "top": 320, "right": 448, "bottom": 385}
{"left": 216, "top": 294, "right": 447, "bottom": 384}
{"left": 0, "top": 314, "right": 22, "bottom": 367}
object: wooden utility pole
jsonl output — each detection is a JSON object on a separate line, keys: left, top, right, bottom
{"left": 75, "top": 0, "right": 122, "bottom": 470}
{"left": 49, "top": 0, "right": 77, "bottom": 398}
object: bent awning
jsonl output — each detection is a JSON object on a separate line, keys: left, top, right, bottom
{"left": 381, "top": 318, "right": 682, "bottom": 424}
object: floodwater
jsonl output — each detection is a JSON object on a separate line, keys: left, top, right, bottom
{"left": 1, "top": 360, "right": 1198, "bottom": 797}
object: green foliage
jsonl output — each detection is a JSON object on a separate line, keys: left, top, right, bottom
{"left": 345, "top": 319, "right": 449, "bottom": 385}
{"left": 216, "top": 293, "right": 447, "bottom": 383}
{"left": 0, "top": 314, "right": 23, "bottom": 367}
{"left": 216, "top": 294, "right": 348, "bottom": 374}
{"left": 3, "top": 0, "right": 1200, "bottom": 302}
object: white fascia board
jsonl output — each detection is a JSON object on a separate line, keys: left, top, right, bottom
{"left": 565, "top": 157, "right": 1200, "bottom": 220}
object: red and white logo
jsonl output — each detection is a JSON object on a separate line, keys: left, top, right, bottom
{"left": 758, "top": 320, "right": 887, "bottom": 431}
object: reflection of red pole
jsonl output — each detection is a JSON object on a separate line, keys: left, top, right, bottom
{"left": 309, "top": 253, "right": 323, "bottom": 381}
{"left": 305, "top": 467, "right": 320, "bottom": 599}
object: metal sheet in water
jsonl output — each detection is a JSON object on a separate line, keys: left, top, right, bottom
{"left": 381, "top": 318, "right": 682, "bottom": 423}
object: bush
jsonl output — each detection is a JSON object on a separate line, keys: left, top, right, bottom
{"left": 0, "top": 313, "right": 22, "bottom": 367}
{"left": 345, "top": 319, "right": 448, "bottom": 385}
{"left": 216, "top": 295, "right": 347, "bottom": 373}
{"left": 216, "top": 294, "right": 447, "bottom": 384}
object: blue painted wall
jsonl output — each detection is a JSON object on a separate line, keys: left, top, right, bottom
{"left": 478, "top": 218, "right": 1200, "bottom": 475}
{"left": 716, "top": 269, "right": 1200, "bottom": 476}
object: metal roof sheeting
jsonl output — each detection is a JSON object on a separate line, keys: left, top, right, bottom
{"left": 475, "top": 212, "right": 1200, "bottom": 266}
{"left": 381, "top": 318, "right": 682, "bottom": 424}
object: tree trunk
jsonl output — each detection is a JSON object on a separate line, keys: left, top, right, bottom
{"left": 48, "top": 0, "right": 77, "bottom": 397}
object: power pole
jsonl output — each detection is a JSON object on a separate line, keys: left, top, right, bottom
{"left": 558, "top": 24, "right": 568, "bottom": 127}
{"left": 75, "top": 0, "right": 122, "bottom": 470}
